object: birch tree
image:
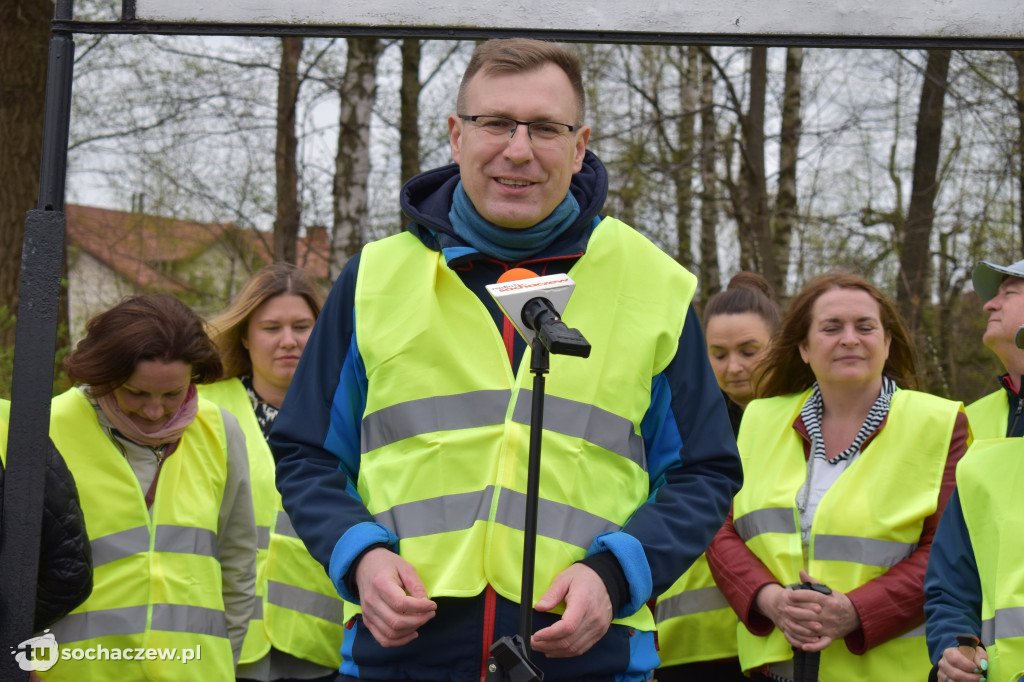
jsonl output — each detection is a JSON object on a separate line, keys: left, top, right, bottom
{"left": 331, "top": 37, "right": 383, "bottom": 277}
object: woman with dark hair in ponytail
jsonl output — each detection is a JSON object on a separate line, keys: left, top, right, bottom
{"left": 655, "top": 272, "right": 781, "bottom": 681}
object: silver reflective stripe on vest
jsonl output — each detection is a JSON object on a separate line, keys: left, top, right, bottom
{"left": 49, "top": 605, "right": 148, "bottom": 642}
{"left": 251, "top": 598, "right": 264, "bottom": 620}
{"left": 514, "top": 390, "right": 646, "bottom": 470}
{"left": 373, "top": 486, "right": 618, "bottom": 549}
{"left": 374, "top": 487, "right": 495, "bottom": 538}
{"left": 981, "top": 607, "right": 1024, "bottom": 647}
{"left": 274, "top": 510, "right": 298, "bottom": 539}
{"left": 151, "top": 603, "right": 228, "bottom": 639}
{"left": 154, "top": 525, "right": 219, "bottom": 558}
{"left": 267, "top": 580, "right": 344, "bottom": 624}
{"left": 494, "top": 489, "right": 619, "bottom": 549}
{"left": 813, "top": 534, "right": 916, "bottom": 567}
{"left": 256, "top": 525, "right": 271, "bottom": 550}
{"left": 655, "top": 586, "right": 731, "bottom": 623}
{"left": 361, "top": 389, "right": 511, "bottom": 453}
{"left": 91, "top": 526, "right": 150, "bottom": 567}
{"left": 735, "top": 507, "right": 797, "bottom": 542}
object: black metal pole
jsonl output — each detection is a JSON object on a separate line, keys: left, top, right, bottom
{"left": 519, "top": 339, "right": 549, "bottom": 647}
{"left": 485, "top": 338, "right": 550, "bottom": 682}
{"left": 0, "top": 0, "right": 75, "bottom": 678}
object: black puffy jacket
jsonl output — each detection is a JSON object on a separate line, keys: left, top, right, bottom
{"left": 0, "top": 438, "right": 93, "bottom": 631}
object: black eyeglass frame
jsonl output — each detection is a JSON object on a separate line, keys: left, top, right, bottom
{"left": 457, "top": 114, "right": 578, "bottom": 140}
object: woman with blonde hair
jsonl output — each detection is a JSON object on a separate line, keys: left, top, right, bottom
{"left": 707, "top": 273, "right": 969, "bottom": 682}
{"left": 202, "top": 263, "right": 343, "bottom": 682}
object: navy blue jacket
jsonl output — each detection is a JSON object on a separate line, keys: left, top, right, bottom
{"left": 271, "top": 152, "right": 743, "bottom": 681}
{"left": 923, "top": 491, "right": 982, "bottom": 665}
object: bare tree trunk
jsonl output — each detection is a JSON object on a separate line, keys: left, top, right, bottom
{"left": 742, "top": 47, "right": 779, "bottom": 294}
{"left": 898, "top": 49, "right": 951, "bottom": 337}
{"left": 698, "top": 48, "right": 721, "bottom": 303}
{"left": 331, "top": 37, "right": 382, "bottom": 279}
{"left": 934, "top": 230, "right": 957, "bottom": 397}
{"left": 721, "top": 125, "right": 754, "bottom": 272}
{"left": 0, "top": 0, "right": 52, "bottom": 347}
{"left": 674, "top": 46, "right": 697, "bottom": 269}
{"left": 774, "top": 47, "right": 803, "bottom": 296}
{"left": 1012, "top": 50, "right": 1024, "bottom": 257}
{"left": 273, "top": 36, "right": 303, "bottom": 265}
{"left": 400, "top": 39, "right": 421, "bottom": 187}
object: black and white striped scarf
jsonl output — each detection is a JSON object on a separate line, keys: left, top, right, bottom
{"left": 801, "top": 375, "right": 898, "bottom": 464}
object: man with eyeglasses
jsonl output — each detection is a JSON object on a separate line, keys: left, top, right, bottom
{"left": 272, "top": 37, "right": 742, "bottom": 682}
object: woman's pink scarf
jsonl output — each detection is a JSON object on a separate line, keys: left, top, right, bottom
{"left": 96, "top": 384, "right": 199, "bottom": 447}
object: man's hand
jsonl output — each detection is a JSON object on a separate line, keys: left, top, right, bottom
{"left": 530, "top": 563, "right": 613, "bottom": 658}
{"left": 353, "top": 547, "right": 436, "bottom": 647}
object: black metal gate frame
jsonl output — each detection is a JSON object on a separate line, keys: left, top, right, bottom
{"left": 3, "top": 0, "right": 1022, "bottom": 677}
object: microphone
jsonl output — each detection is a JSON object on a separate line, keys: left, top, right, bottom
{"left": 485, "top": 268, "right": 591, "bottom": 357}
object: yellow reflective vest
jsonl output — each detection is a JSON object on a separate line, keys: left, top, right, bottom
{"left": 654, "top": 552, "right": 737, "bottom": 666}
{"left": 957, "top": 438, "right": 1024, "bottom": 682}
{"left": 352, "top": 217, "right": 695, "bottom": 631}
{"left": 732, "top": 388, "right": 963, "bottom": 681}
{"left": 42, "top": 388, "right": 234, "bottom": 681}
{"left": 199, "top": 378, "right": 345, "bottom": 669}
{"left": 965, "top": 389, "right": 1011, "bottom": 440}
{"left": 0, "top": 398, "right": 8, "bottom": 455}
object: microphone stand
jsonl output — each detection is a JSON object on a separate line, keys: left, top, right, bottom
{"left": 487, "top": 314, "right": 590, "bottom": 682}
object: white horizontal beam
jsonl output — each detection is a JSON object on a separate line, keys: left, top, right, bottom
{"left": 131, "top": 0, "right": 1024, "bottom": 39}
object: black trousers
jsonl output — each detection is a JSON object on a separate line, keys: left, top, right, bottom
{"left": 655, "top": 659, "right": 748, "bottom": 682}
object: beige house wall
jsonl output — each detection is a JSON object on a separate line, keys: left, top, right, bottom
{"left": 67, "top": 249, "right": 139, "bottom": 344}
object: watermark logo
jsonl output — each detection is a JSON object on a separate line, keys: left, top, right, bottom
{"left": 11, "top": 630, "right": 59, "bottom": 672}
{"left": 9, "top": 632, "right": 201, "bottom": 670}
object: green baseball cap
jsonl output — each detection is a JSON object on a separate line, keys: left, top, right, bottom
{"left": 973, "top": 258, "right": 1024, "bottom": 301}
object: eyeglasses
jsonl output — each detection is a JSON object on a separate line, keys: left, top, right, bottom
{"left": 457, "top": 114, "right": 576, "bottom": 147}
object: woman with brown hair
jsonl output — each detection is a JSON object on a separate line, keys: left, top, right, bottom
{"left": 202, "top": 263, "right": 343, "bottom": 682}
{"left": 655, "top": 271, "right": 780, "bottom": 681}
{"left": 707, "top": 273, "right": 969, "bottom": 682}
{"left": 43, "top": 293, "right": 256, "bottom": 681}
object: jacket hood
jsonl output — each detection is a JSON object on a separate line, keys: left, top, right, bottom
{"left": 398, "top": 150, "right": 609, "bottom": 259}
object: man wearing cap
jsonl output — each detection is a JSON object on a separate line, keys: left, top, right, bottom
{"left": 967, "top": 258, "right": 1024, "bottom": 439}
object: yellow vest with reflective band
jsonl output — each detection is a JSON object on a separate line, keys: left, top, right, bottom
{"left": 353, "top": 217, "right": 694, "bottom": 631}
{"left": 732, "top": 388, "right": 962, "bottom": 681}
{"left": 199, "top": 379, "right": 345, "bottom": 668}
{"left": 0, "top": 398, "right": 8, "bottom": 459}
{"left": 957, "top": 438, "right": 1024, "bottom": 682}
{"left": 654, "top": 552, "right": 737, "bottom": 665}
{"left": 42, "top": 388, "right": 234, "bottom": 681}
{"left": 966, "top": 389, "right": 1011, "bottom": 440}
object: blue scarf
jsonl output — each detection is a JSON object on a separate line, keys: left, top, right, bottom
{"left": 448, "top": 181, "right": 580, "bottom": 262}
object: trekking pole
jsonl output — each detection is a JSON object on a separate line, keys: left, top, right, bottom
{"left": 787, "top": 581, "right": 832, "bottom": 682}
